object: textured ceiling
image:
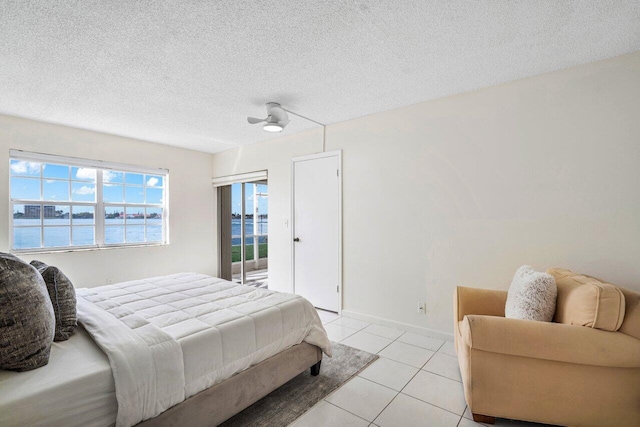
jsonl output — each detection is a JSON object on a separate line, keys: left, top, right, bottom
{"left": 1, "top": 1, "right": 639, "bottom": 153}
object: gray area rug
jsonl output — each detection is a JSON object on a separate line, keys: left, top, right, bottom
{"left": 220, "top": 342, "right": 378, "bottom": 427}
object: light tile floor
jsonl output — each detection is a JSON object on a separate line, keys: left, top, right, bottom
{"left": 290, "top": 310, "right": 555, "bottom": 427}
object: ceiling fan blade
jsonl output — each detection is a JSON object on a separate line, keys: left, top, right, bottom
{"left": 247, "top": 116, "right": 267, "bottom": 124}
{"left": 248, "top": 103, "right": 291, "bottom": 131}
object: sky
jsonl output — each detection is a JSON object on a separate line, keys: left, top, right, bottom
{"left": 11, "top": 160, "right": 266, "bottom": 217}
{"left": 10, "top": 160, "right": 164, "bottom": 204}
{"left": 231, "top": 182, "right": 268, "bottom": 216}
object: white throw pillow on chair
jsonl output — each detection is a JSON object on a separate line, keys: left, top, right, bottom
{"left": 505, "top": 265, "right": 557, "bottom": 322}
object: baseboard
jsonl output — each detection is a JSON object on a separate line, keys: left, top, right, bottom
{"left": 340, "top": 310, "right": 455, "bottom": 342}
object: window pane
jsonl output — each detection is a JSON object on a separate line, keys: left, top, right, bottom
{"left": 103, "top": 170, "right": 123, "bottom": 183}
{"left": 146, "top": 207, "right": 163, "bottom": 222}
{"left": 146, "top": 225, "right": 162, "bottom": 242}
{"left": 10, "top": 160, "right": 41, "bottom": 177}
{"left": 125, "top": 172, "right": 143, "bottom": 185}
{"left": 105, "top": 206, "right": 124, "bottom": 224}
{"left": 105, "top": 226, "right": 124, "bottom": 244}
{"left": 72, "top": 167, "right": 96, "bottom": 182}
{"left": 72, "top": 182, "right": 96, "bottom": 202}
{"left": 72, "top": 206, "right": 95, "bottom": 224}
{"left": 44, "top": 227, "right": 70, "bottom": 247}
{"left": 145, "top": 187, "right": 163, "bottom": 204}
{"left": 103, "top": 184, "right": 123, "bottom": 202}
{"left": 11, "top": 177, "right": 40, "bottom": 200}
{"left": 125, "top": 185, "right": 144, "bottom": 203}
{"left": 126, "top": 225, "right": 145, "bottom": 243}
{"left": 43, "top": 180, "right": 69, "bottom": 201}
{"left": 13, "top": 205, "right": 42, "bottom": 221}
{"left": 43, "top": 164, "right": 69, "bottom": 179}
{"left": 72, "top": 226, "right": 95, "bottom": 246}
{"left": 145, "top": 175, "right": 163, "bottom": 188}
{"left": 13, "top": 204, "right": 40, "bottom": 221}
{"left": 13, "top": 227, "right": 41, "bottom": 249}
{"left": 43, "top": 205, "right": 70, "bottom": 225}
{"left": 125, "top": 207, "right": 145, "bottom": 224}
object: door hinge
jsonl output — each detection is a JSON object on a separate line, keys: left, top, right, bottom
{"left": 336, "top": 169, "right": 339, "bottom": 177}
{"left": 336, "top": 285, "right": 339, "bottom": 293}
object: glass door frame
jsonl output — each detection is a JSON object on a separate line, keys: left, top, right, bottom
{"left": 213, "top": 170, "right": 268, "bottom": 286}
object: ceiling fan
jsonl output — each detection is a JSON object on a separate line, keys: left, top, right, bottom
{"left": 247, "top": 102, "right": 290, "bottom": 132}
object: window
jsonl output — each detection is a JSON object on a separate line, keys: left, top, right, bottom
{"left": 10, "top": 150, "right": 168, "bottom": 252}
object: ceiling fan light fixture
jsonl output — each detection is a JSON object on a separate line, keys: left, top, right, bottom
{"left": 248, "top": 102, "right": 290, "bottom": 132}
{"left": 263, "top": 123, "right": 283, "bottom": 132}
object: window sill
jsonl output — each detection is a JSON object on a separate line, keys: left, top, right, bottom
{"left": 11, "top": 243, "right": 168, "bottom": 255}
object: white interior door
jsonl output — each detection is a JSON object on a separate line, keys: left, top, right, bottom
{"left": 292, "top": 152, "right": 341, "bottom": 312}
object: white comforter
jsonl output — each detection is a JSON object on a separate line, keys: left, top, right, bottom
{"left": 76, "top": 273, "right": 331, "bottom": 427}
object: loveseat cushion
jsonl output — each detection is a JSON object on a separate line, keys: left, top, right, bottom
{"left": 548, "top": 268, "right": 625, "bottom": 331}
{"left": 617, "top": 286, "right": 640, "bottom": 340}
{"left": 30, "top": 260, "right": 77, "bottom": 341}
{"left": 0, "top": 253, "right": 55, "bottom": 371}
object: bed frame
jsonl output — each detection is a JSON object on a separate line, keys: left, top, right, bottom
{"left": 137, "top": 342, "right": 322, "bottom": 426}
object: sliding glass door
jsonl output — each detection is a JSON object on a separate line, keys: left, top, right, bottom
{"left": 218, "top": 178, "right": 268, "bottom": 287}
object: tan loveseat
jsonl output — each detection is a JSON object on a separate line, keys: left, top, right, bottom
{"left": 453, "top": 268, "right": 640, "bottom": 427}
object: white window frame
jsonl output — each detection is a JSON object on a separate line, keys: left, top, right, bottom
{"left": 9, "top": 150, "right": 169, "bottom": 253}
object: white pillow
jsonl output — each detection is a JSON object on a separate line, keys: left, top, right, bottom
{"left": 505, "top": 265, "right": 557, "bottom": 322}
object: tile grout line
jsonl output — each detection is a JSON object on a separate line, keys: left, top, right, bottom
{"left": 367, "top": 367, "right": 464, "bottom": 426}
{"left": 323, "top": 314, "right": 468, "bottom": 426}
{"left": 325, "top": 314, "right": 453, "bottom": 348}
{"left": 370, "top": 389, "right": 402, "bottom": 426}
{"left": 339, "top": 329, "right": 446, "bottom": 358}
{"left": 382, "top": 332, "right": 448, "bottom": 353}
{"left": 326, "top": 314, "right": 457, "bottom": 375}
{"left": 353, "top": 330, "right": 448, "bottom": 376}
{"left": 419, "top": 369, "right": 462, "bottom": 383}
{"left": 390, "top": 340, "right": 469, "bottom": 418}
{"left": 368, "top": 332, "right": 438, "bottom": 424}
{"left": 361, "top": 324, "right": 406, "bottom": 341}
{"left": 396, "top": 391, "right": 467, "bottom": 419}
{"left": 322, "top": 400, "right": 374, "bottom": 425}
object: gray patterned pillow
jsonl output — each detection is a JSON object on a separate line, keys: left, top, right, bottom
{"left": 30, "top": 260, "right": 77, "bottom": 341}
{"left": 0, "top": 252, "right": 55, "bottom": 371}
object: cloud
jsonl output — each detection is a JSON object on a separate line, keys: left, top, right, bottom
{"left": 73, "top": 185, "right": 95, "bottom": 195}
{"left": 104, "top": 170, "right": 118, "bottom": 183}
{"left": 75, "top": 168, "right": 96, "bottom": 180}
{"left": 147, "top": 177, "right": 159, "bottom": 187}
{"left": 11, "top": 161, "right": 40, "bottom": 175}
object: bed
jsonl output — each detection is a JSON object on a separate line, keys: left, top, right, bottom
{"left": 0, "top": 273, "right": 331, "bottom": 426}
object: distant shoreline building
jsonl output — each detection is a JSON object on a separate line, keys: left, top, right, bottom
{"left": 23, "top": 205, "right": 56, "bottom": 219}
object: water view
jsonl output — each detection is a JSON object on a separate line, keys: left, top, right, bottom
{"left": 231, "top": 218, "right": 268, "bottom": 245}
{"left": 13, "top": 218, "right": 163, "bottom": 249}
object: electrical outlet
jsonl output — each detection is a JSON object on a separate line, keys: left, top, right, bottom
{"left": 418, "top": 302, "right": 426, "bottom": 314}
{"left": 107, "top": 278, "right": 113, "bottom": 285}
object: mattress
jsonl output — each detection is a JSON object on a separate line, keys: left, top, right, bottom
{"left": 0, "top": 326, "right": 117, "bottom": 427}
{"left": 1, "top": 273, "right": 330, "bottom": 427}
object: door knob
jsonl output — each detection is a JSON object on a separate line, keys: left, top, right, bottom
{"left": 293, "top": 237, "right": 300, "bottom": 242}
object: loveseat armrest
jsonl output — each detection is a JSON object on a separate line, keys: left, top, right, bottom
{"left": 460, "top": 314, "right": 640, "bottom": 368}
{"left": 454, "top": 286, "right": 508, "bottom": 322}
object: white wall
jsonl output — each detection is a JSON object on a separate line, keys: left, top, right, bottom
{"left": 1, "top": 115, "right": 216, "bottom": 287}
{"left": 213, "top": 51, "right": 640, "bottom": 335}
